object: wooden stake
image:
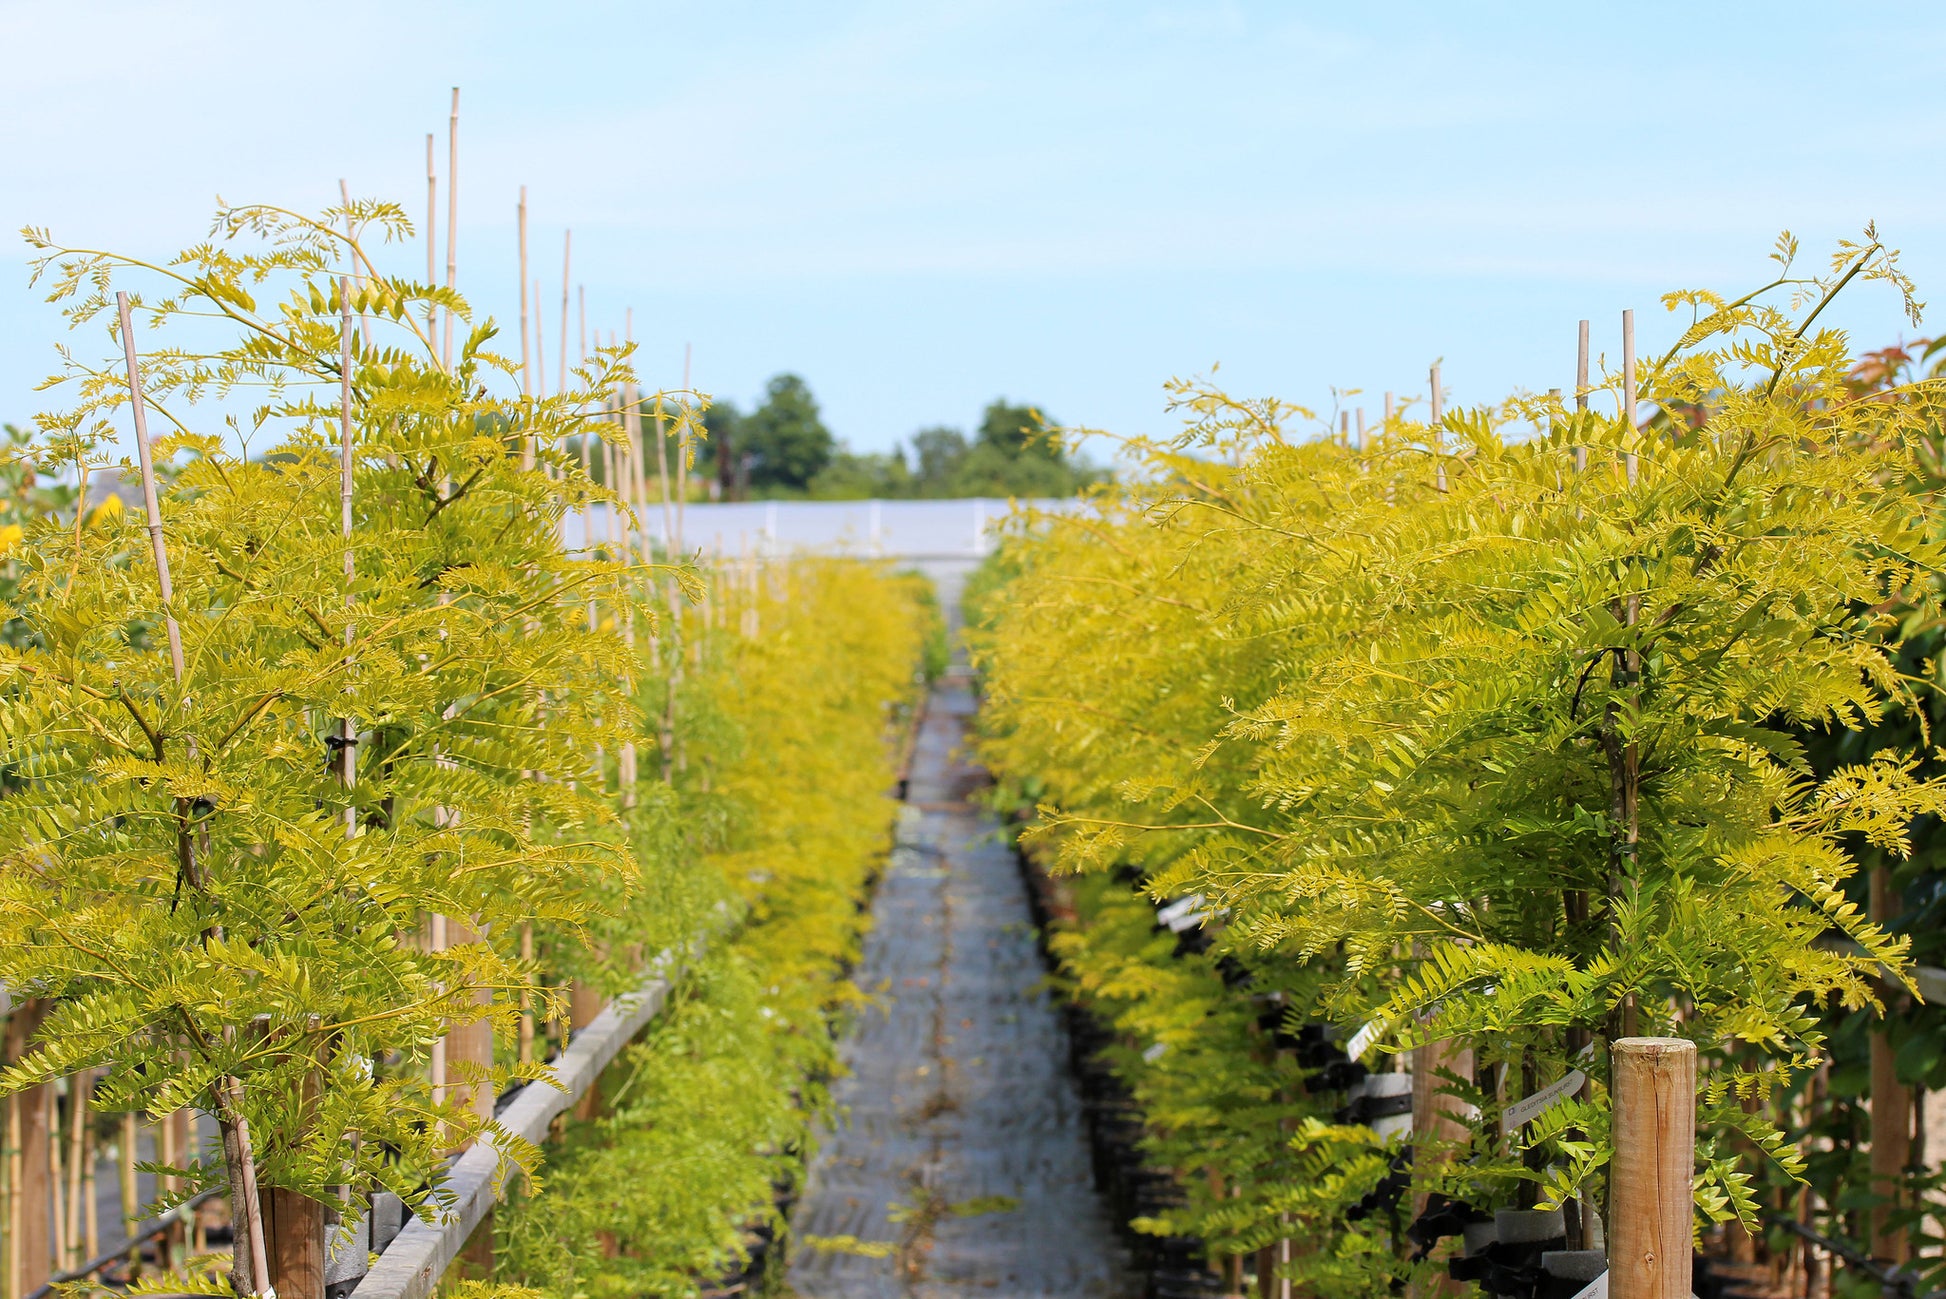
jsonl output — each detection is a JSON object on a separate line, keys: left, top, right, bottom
{"left": 1622, "top": 309, "right": 1637, "bottom": 485}
{"left": 1429, "top": 363, "right": 1446, "bottom": 492}
{"left": 559, "top": 233, "right": 572, "bottom": 397}
{"left": 80, "top": 1105, "right": 97, "bottom": 1268}
{"left": 116, "top": 294, "right": 184, "bottom": 682}
{"left": 518, "top": 923, "right": 535, "bottom": 1066}
{"left": 1869, "top": 865, "right": 1911, "bottom": 1262}
{"left": 120, "top": 1114, "right": 140, "bottom": 1280}
{"left": 339, "top": 282, "right": 357, "bottom": 832}
{"left": 443, "top": 88, "right": 459, "bottom": 371}
{"left": 48, "top": 1076, "right": 65, "bottom": 1270}
{"left": 1355, "top": 407, "right": 1365, "bottom": 454}
{"left": 518, "top": 187, "right": 533, "bottom": 471}
{"left": 337, "top": 180, "right": 369, "bottom": 345}
{"left": 156, "top": 1104, "right": 178, "bottom": 1268}
{"left": 533, "top": 278, "right": 545, "bottom": 400}
{"left": 676, "top": 343, "right": 691, "bottom": 553}
{"left": 4, "top": 1087, "right": 18, "bottom": 1299}
{"left": 429, "top": 913, "right": 448, "bottom": 1107}
{"left": 264, "top": 1186, "right": 325, "bottom": 1299}
{"left": 63, "top": 1071, "right": 88, "bottom": 1267}
{"left": 1610, "top": 1038, "right": 1695, "bottom": 1299}
{"left": 16, "top": 1057, "right": 50, "bottom": 1296}
{"left": 426, "top": 134, "right": 438, "bottom": 343}
{"left": 1575, "top": 319, "right": 1591, "bottom": 473}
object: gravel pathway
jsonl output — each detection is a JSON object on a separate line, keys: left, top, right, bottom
{"left": 786, "top": 670, "right": 1130, "bottom": 1299}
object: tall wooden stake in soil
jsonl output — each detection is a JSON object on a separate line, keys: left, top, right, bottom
{"left": 1610, "top": 1038, "right": 1694, "bottom": 1299}
{"left": 1869, "top": 865, "right": 1911, "bottom": 1262}
{"left": 443, "top": 88, "right": 460, "bottom": 371}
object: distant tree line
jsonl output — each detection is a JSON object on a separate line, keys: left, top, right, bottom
{"left": 692, "top": 373, "right": 1105, "bottom": 500}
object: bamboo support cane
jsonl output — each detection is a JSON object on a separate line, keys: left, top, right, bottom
{"left": 1613, "top": 310, "right": 1642, "bottom": 1041}
{"left": 120, "top": 291, "right": 273, "bottom": 1298}
{"left": 119, "top": 1115, "right": 139, "bottom": 1280}
{"left": 63, "top": 1071, "right": 88, "bottom": 1267}
{"left": 339, "top": 282, "right": 357, "bottom": 830}
{"left": 1622, "top": 310, "right": 1638, "bottom": 486}
{"left": 443, "top": 88, "right": 459, "bottom": 371}
{"left": 47, "top": 1083, "right": 64, "bottom": 1269}
{"left": 156, "top": 1106, "right": 177, "bottom": 1269}
{"left": 1430, "top": 364, "right": 1446, "bottom": 492}
{"left": 559, "top": 234, "right": 572, "bottom": 397}
{"left": 1610, "top": 1038, "right": 1695, "bottom": 1299}
{"left": 533, "top": 279, "right": 545, "bottom": 399}
{"left": 337, "top": 180, "right": 369, "bottom": 344}
{"left": 79, "top": 1107, "right": 97, "bottom": 1275}
{"left": 425, "top": 135, "right": 437, "bottom": 342}
{"left": 1575, "top": 319, "right": 1590, "bottom": 473}
{"left": 518, "top": 187, "right": 533, "bottom": 470}
{"left": 677, "top": 343, "right": 691, "bottom": 554}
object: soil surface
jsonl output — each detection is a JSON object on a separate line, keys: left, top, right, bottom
{"left": 786, "top": 669, "right": 1130, "bottom": 1299}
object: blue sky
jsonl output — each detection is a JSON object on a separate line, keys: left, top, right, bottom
{"left": 6, "top": 1, "right": 1945, "bottom": 458}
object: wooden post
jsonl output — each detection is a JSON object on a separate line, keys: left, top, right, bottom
{"left": 119, "top": 1114, "right": 140, "bottom": 1280}
{"left": 533, "top": 279, "right": 545, "bottom": 400}
{"left": 6, "top": 1001, "right": 51, "bottom": 1297}
{"left": 518, "top": 187, "right": 533, "bottom": 471}
{"left": 264, "top": 1187, "right": 326, "bottom": 1299}
{"left": 20, "top": 1084, "right": 50, "bottom": 1296}
{"left": 63, "top": 1070, "right": 89, "bottom": 1268}
{"left": 443, "top": 87, "right": 459, "bottom": 371}
{"left": 1610, "top": 1038, "right": 1695, "bottom": 1299}
{"left": 558, "top": 234, "right": 572, "bottom": 396}
{"left": 339, "top": 282, "right": 358, "bottom": 827}
{"left": 1412, "top": 1037, "right": 1473, "bottom": 1153}
{"left": 1575, "top": 319, "right": 1591, "bottom": 472}
{"left": 569, "top": 984, "right": 604, "bottom": 1122}
{"left": 425, "top": 134, "right": 438, "bottom": 342}
{"left": 1622, "top": 309, "right": 1637, "bottom": 485}
{"left": 1429, "top": 364, "right": 1445, "bottom": 492}
{"left": 1869, "top": 865, "right": 1911, "bottom": 1262}
{"left": 118, "top": 294, "right": 184, "bottom": 681}
{"left": 47, "top": 1078, "right": 64, "bottom": 1270}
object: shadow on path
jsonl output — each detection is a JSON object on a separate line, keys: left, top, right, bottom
{"left": 786, "top": 669, "right": 1131, "bottom": 1299}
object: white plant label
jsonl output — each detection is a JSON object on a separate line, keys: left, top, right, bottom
{"left": 1346, "top": 1020, "right": 1381, "bottom": 1062}
{"left": 1501, "top": 1068, "right": 1585, "bottom": 1134}
{"left": 1156, "top": 894, "right": 1204, "bottom": 926}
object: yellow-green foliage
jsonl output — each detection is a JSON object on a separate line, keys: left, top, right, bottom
{"left": 0, "top": 200, "right": 678, "bottom": 1233}
{"left": 496, "top": 558, "right": 934, "bottom": 1298}
{"left": 972, "top": 235, "right": 1946, "bottom": 1266}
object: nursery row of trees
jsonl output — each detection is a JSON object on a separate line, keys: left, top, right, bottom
{"left": 969, "top": 233, "right": 1946, "bottom": 1298}
{"left": 692, "top": 376, "right": 1104, "bottom": 501}
{"left": 0, "top": 188, "right": 934, "bottom": 1299}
